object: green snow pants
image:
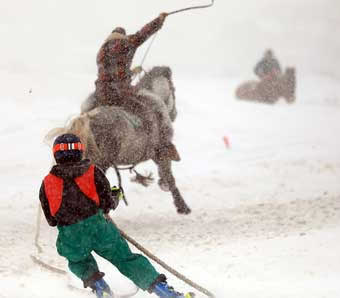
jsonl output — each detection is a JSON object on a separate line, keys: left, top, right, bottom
{"left": 56, "top": 211, "right": 160, "bottom": 290}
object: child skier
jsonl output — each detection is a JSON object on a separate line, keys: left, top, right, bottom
{"left": 39, "top": 133, "right": 193, "bottom": 298}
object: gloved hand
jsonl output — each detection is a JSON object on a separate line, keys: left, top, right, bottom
{"left": 111, "top": 186, "right": 124, "bottom": 201}
{"left": 131, "top": 66, "right": 143, "bottom": 75}
{"left": 109, "top": 186, "right": 124, "bottom": 210}
{"left": 159, "top": 12, "right": 168, "bottom": 22}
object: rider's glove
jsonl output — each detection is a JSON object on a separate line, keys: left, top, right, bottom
{"left": 111, "top": 186, "right": 124, "bottom": 200}
{"left": 131, "top": 66, "right": 143, "bottom": 75}
{"left": 159, "top": 12, "right": 168, "bottom": 22}
{"left": 110, "top": 186, "right": 123, "bottom": 210}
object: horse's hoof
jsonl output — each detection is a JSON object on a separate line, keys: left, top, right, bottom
{"left": 177, "top": 206, "right": 191, "bottom": 215}
{"left": 285, "top": 96, "right": 296, "bottom": 103}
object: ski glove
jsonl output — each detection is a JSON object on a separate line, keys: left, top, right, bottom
{"left": 108, "top": 186, "right": 123, "bottom": 211}
{"left": 131, "top": 66, "right": 143, "bottom": 75}
{"left": 159, "top": 12, "right": 168, "bottom": 22}
{"left": 111, "top": 186, "right": 124, "bottom": 200}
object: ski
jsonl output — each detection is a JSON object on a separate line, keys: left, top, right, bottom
{"left": 31, "top": 254, "right": 139, "bottom": 298}
{"left": 67, "top": 283, "right": 139, "bottom": 298}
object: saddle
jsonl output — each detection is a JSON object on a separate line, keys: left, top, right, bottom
{"left": 95, "top": 78, "right": 181, "bottom": 161}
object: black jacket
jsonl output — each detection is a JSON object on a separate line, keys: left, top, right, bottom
{"left": 254, "top": 55, "right": 282, "bottom": 78}
{"left": 39, "top": 159, "right": 118, "bottom": 227}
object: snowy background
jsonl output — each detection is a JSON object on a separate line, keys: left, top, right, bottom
{"left": 1, "top": 0, "right": 340, "bottom": 297}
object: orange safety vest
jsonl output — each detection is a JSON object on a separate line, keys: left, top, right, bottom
{"left": 43, "top": 165, "right": 100, "bottom": 216}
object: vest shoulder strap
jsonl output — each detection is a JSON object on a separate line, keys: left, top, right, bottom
{"left": 74, "top": 165, "right": 100, "bottom": 206}
{"left": 43, "top": 174, "right": 64, "bottom": 216}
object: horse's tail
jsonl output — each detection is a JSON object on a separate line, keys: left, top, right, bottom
{"left": 44, "top": 111, "right": 102, "bottom": 162}
{"left": 81, "top": 92, "right": 97, "bottom": 114}
{"left": 44, "top": 127, "right": 69, "bottom": 147}
{"left": 44, "top": 114, "right": 85, "bottom": 147}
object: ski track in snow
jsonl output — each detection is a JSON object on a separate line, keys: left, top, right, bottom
{"left": 1, "top": 193, "right": 340, "bottom": 298}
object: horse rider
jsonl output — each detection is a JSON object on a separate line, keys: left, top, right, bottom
{"left": 254, "top": 49, "right": 282, "bottom": 81}
{"left": 94, "top": 13, "right": 180, "bottom": 162}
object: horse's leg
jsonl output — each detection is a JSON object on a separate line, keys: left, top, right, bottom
{"left": 280, "top": 68, "right": 296, "bottom": 103}
{"left": 155, "top": 159, "right": 191, "bottom": 214}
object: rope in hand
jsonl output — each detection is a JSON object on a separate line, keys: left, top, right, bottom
{"left": 113, "top": 165, "right": 129, "bottom": 206}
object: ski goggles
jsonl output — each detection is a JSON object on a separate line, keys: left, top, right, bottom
{"left": 53, "top": 142, "right": 85, "bottom": 154}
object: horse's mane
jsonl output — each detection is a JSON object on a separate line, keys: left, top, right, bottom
{"left": 137, "top": 66, "right": 175, "bottom": 98}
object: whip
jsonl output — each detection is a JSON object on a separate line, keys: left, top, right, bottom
{"left": 140, "top": 0, "right": 215, "bottom": 68}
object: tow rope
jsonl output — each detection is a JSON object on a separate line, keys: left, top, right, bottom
{"left": 32, "top": 207, "right": 215, "bottom": 297}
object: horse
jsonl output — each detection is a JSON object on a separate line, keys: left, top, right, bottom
{"left": 235, "top": 67, "right": 296, "bottom": 104}
{"left": 46, "top": 66, "right": 191, "bottom": 214}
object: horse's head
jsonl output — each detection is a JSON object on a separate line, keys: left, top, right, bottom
{"left": 137, "top": 66, "right": 177, "bottom": 121}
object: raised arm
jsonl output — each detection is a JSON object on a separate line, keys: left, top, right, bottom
{"left": 129, "top": 13, "right": 167, "bottom": 47}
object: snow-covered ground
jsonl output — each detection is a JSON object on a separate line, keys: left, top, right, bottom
{"left": 1, "top": 0, "right": 340, "bottom": 297}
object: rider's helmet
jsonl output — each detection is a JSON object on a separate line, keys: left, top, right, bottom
{"left": 53, "top": 134, "right": 84, "bottom": 164}
{"left": 264, "top": 49, "right": 273, "bottom": 58}
{"left": 112, "top": 27, "right": 126, "bottom": 35}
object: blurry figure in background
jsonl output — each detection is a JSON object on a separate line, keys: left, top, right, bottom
{"left": 236, "top": 49, "right": 296, "bottom": 104}
{"left": 92, "top": 13, "right": 180, "bottom": 162}
{"left": 254, "top": 49, "right": 282, "bottom": 80}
